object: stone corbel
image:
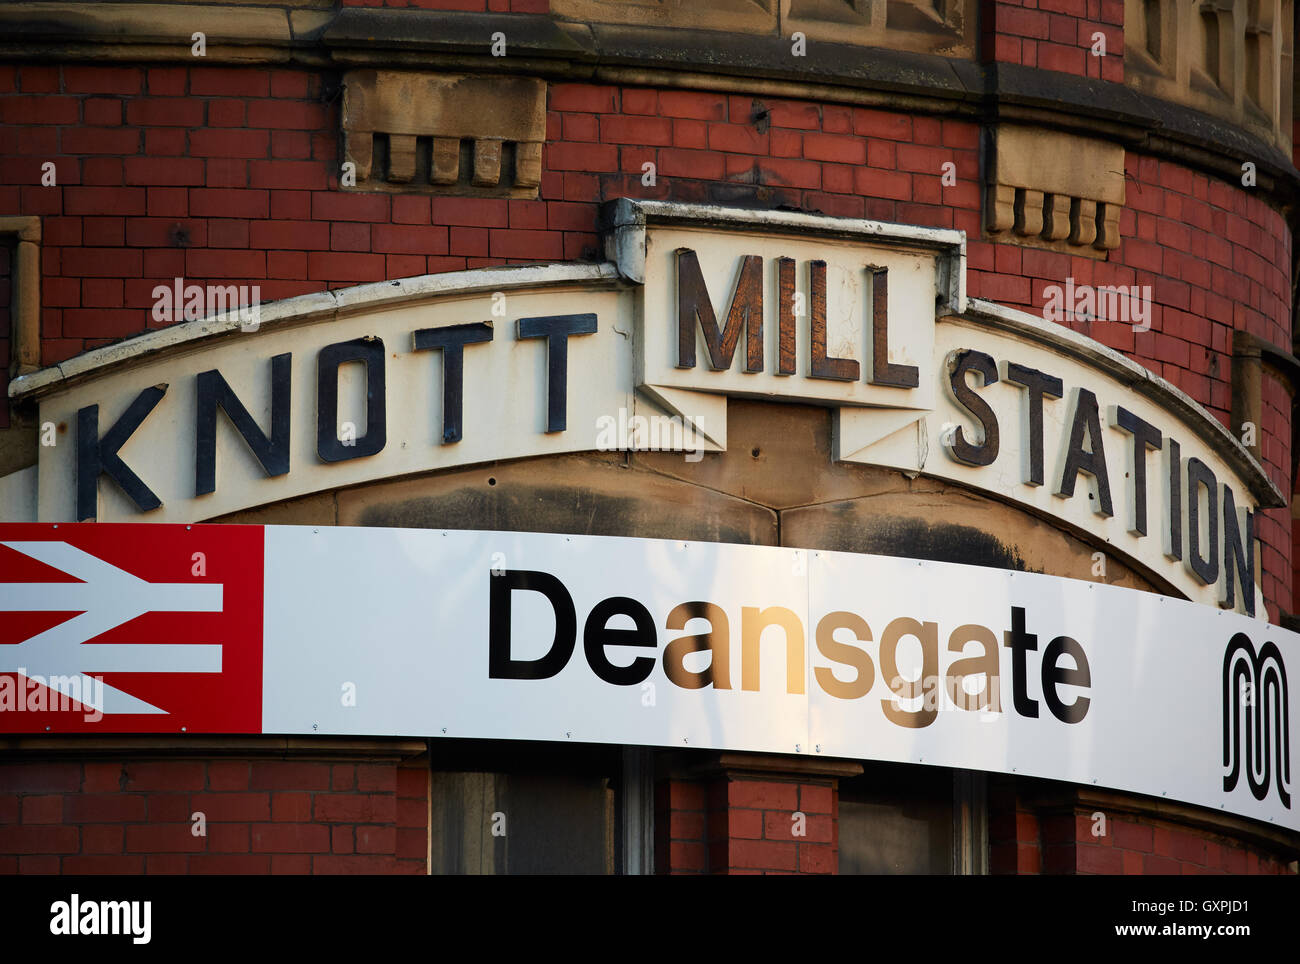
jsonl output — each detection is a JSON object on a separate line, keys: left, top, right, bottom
{"left": 341, "top": 70, "right": 546, "bottom": 197}
{"left": 986, "top": 125, "right": 1125, "bottom": 256}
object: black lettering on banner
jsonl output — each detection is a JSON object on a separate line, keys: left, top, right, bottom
{"left": 77, "top": 386, "right": 167, "bottom": 522}
{"left": 1041, "top": 635, "right": 1091, "bottom": 723}
{"left": 676, "top": 248, "right": 763, "bottom": 373}
{"left": 412, "top": 322, "right": 494, "bottom": 444}
{"left": 1002, "top": 361, "right": 1063, "bottom": 486}
{"left": 583, "top": 596, "right": 658, "bottom": 686}
{"left": 488, "top": 569, "right": 576, "bottom": 680}
{"left": 317, "top": 337, "right": 386, "bottom": 462}
{"left": 1186, "top": 457, "right": 1220, "bottom": 586}
{"left": 1056, "top": 387, "right": 1113, "bottom": 517}
{"left": 945, "top": 349, "right": 1000, "bottom": 466}
{"left": 866, "top": 266, "right": 918, "bottom": 388}
{"left": 810, "top": 260, "right": 859, "bottom": 381}
{"left": 1111, "top": 406, "right": 1162, "bottom": 536}
{"left": 1222, "top": 485, "right": 1256, "bottom": 616}
{"left": 1165, "top": 437, "right": 1183, "bottom": 561}
{"left": 517, "top": 313, "right": 598, "bottom": 433}
{"left": 195, "top": 353, "right": 291, "bottom": 496}
{"left": 1003, "top": 606, "right": 1038, "bottom": 719}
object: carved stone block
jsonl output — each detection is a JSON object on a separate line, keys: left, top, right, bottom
{"left": 341, "top": 70, "right": 547, "bottom": 197}
{"left": 986, "top": 125, "right": 1126, "bottom": 256}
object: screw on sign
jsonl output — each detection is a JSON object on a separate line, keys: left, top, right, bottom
{"left": 0, "top": 524, "right": 263, "bottom": 733}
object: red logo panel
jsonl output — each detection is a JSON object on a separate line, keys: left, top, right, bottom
{"left": 0, "top": 523, "right": 262, "bottom": 733}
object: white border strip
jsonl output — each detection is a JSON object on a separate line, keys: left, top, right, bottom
{"left": 8, "top": 262, "right": 622, "bottom": 400}
{"left": 964, "top": 297, "right": 1285, "bottom": 508}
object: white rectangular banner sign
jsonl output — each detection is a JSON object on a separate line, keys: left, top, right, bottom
{"left": 0, "top": 524, "right": 1294, "bottom": 831}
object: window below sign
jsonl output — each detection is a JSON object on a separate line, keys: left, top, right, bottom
{"left": 427, "top": 741, "right": 652, "bottom": 875}
{"left": 838, "top": 762, "right": 987, "bottom": 874}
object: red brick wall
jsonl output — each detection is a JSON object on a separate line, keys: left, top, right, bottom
{"left": 656, "top": 775, "right": 837, "bottom": 874}
{"left": 0, "top": 62, "right": 1292, "bottom": 614}
{"left": 0, "top": 756, "right": 428, "bottom": 874}
{"left": 983, "top": 0, "right": 1124, "bottom": 80}
{"left": 989, "top": 784, "right": 1296, "bottom": 874}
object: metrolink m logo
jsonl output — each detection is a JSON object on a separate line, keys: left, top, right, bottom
{"left": 1222, "top": 632, "right": 1290, "bottom": 808}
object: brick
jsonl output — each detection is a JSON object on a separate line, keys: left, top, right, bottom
{"left": 311, "top": 191, "right": 389, "bottom": 222}
{"left": 209, "top": 823, "right": 251, "bottom": 853}
{"left": 124, "top": 156, "right": 204, "bottom": 186}
{"left": 397, "top": 827, "right": 426, "bottom": 860}
{"left": 0, "top": 96, "right": 80, "bottom": 125}
{"left": 757, "top": 158, "right": 820, "bottom": 190}
{"left": 126, "top": 98, "right": 205, "bottom": 128}
{"left": 728, "top": 780, "right": 799, "bottom": 810}
{"left": 765, "top": 101, "right": 819, "bottom": 130}
{"left": 371, "top": 224, "right": 449, "bottom": 255}
{"left": 449, "top": 226, "right": 489, "bottom": 256}
{"left": 489, "top": 228, "right": 563, "bottom": 260}
{"left": 798, "top": 843, "right": 835, "bottom": 873}
{"left": 356, "top": 826, "right": 397, "bottom": 854}
{"left": 622, "top": 89, "right": 658, "bottom": 114}
{"left": 396, "top": 768, "right": 426, "bottom": 799}
{"left": 191, "top": 67, "right": 270, "bottom": 98}
{"left": 148, "top": 793, "right": 192, "bottom": 823}
{"left": 270, "top": 70, "right": 311, "bottom": 99}
{"left": 854, "top": 108, "right": 910, "bottom": 141}
{"left": 248, "top": 160, "right": 329, "bottom": 191}
{"left": 125, "top": 823, "right": 205, "bottom": 853}
{"left": 190, "top": 855, "right": 271, "bottom": 874}
{"left": 20, "top": 794, "right": 63, "bottom": 824}
{"left": 601, "top": 115, "right": 674, "bottom": 146}
{"left": 658, "top": 90, "right": 726, "bottom": 121}
{"left": 356, "top": 765, "right": 396, "bottom": 793}
{"left": 331, "top": 825, "right": 353, "bottom": 854}
{"left": 83, "top": 216, "right": 125, "bottom": 246}
{"left": 63, "top": 855, "right": 145, "bottom": 874}
{"left": 313, "top": 793, "right": 397, "bottom": 823}
{"left": 392, "top": 195, "right": 431, "bottom": 225}
{"left": 271, "top": 130, "right": 311, "bottom": 160}
{"left": 273, "top": 791, "right": 311, "bottom": 822}
{"left": 64, "top": 186, "right": 146, "bottom": 216}
{"left": 18, "top": 66, "right": 59, "bottom": 92}
{"left": 708, "top": 123, "right": 768, "bottom": 154}
{"left": 246, "top": 100, "right": 331, "bottom": 130}
{"left": 307, "top": 251, "right": 385, "bottom": 281}
{"left": 204, "top": 98, "right": 244, "bottom": 127}
{"left": 190, "top": 188, "right": 269, "bottom": 219}
{"left": 147, "top": 187, "right": 189, "bottom": 217}
{"left": 192, "top": 792, "right": 270, "bottom": 822}
{"left": 0, "top": 825, "right": 78, "bottom": 854}
{"left": 853, "top": 167, "right": 910, "bottom": 201}
{"left": 191, "top": 129, "right": 269, "bottom": 159}
{"left": 82, "top": 825, "right": 124, "bottom": 853}
{"left": 549, "top": 84, "right": 617, "bottom": 113}
{"left": 545, "top": 142, "right": 618, "bottom": 172}
{"left": 271, "top": 854, "right": 312, "bottom": 874}
{"left": 729, "top": 839, "right": 796, "bottom": 871}
{"left": 61, "top": 795, "right": 143, "bottom": 821}
{"left": 64, "top": 66, "right": 141, "bottom": 94}
{"left": 83, "top": 98, "right": 123, "bottom": 126}
{"left": 659, "top": 149, "right": 726, "bottom": 180}
{"left": 60, "top": 248, "right": 143, "bottom": 278}
{"left": 330, "top": 221, "right": 371, "bottom": 252}
{"left": 803, "top": 133, "right": 865, "bottom": 165}
{"left": 209, "top": 763, "right": 249, "bottom": 795}
{"left": 250, "top": 822, "right": 330, "bottom": 853}
{"left": 185, "top": 249, "right": 266, "bottom": 279}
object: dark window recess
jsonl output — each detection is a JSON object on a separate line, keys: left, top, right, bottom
{"left": 837, "top": 762, "right": 958, "bottom": 874}
{"left": 429, "top": 741, "right": 623, "bottom": 875}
